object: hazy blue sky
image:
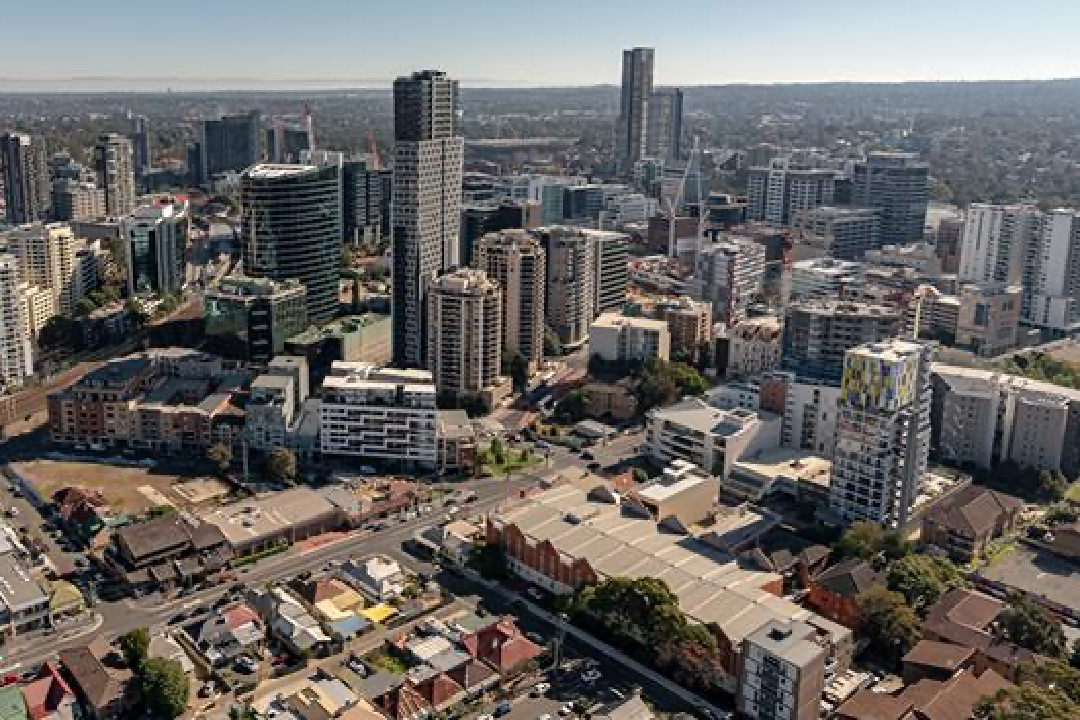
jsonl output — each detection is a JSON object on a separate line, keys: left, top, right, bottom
{"left": 3, "top": 0, "right": 1080, "bottom": 90}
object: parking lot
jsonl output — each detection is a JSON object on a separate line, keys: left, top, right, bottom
{"left": 978, "top": 544, "right": 1080, "bottom": 613}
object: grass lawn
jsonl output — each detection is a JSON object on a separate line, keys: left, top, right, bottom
{"left": 482, "top": 453, "right": 544, "bottom": 477}
{"left": 366, "top": 650, "right": 413, "bottom": 674}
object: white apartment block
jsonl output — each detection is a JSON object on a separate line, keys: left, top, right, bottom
{"left": 426, "top": 268, "right": 504, "bottom": 406}
{"left": 0, "top": 255, "right": 33, "bottom": 389}
{"left": 781, "top": 379, "right": 841, "bottom": 458}
{"left": 725, "top": 316, "right": 782, "bottom": 379}
{"left": 788, "top": 258, "right": 863, "bottom": 303}
{"left": 319, "top": 362, "right": 437, "bottom": 468}
{"left": 646, "top": 398, "right": 781, "bottom": 479}
{"left": 589, "top": 313, "right": 670, "bottom": 364}
{"left": 4, "top": 222, "right": 89, "bottom": 314}
{"left": 932, "top": 364, "right": 1080, "bottom": 476}
{"left": 830, "top": 340, "right": 932, "bottom": 527}
{"left": 19, "top": 284, "right": 56, "bottom": 340}
{"left": 693, "top": 238, "right": 768, "bottom": 325}
{"left": 958, "top": 204, "right": 1039, "bottom": 284}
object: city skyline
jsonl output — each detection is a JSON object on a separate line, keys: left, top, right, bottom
{"left": 4, "top": 0, "right": 1080, "bottom": 91}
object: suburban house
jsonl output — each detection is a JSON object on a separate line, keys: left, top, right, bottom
{"left": 22, "top": 660, "right": 79, "bottom": 720}
{"left": 805, "top": 558, "right": 880, "bottom": 630}
{"left": 901, "top": 640, "right": 976, "bottom": 685}
{"left": 187, "top": 602, "right": 264, "bottom": 667}
{"left": 251, "top": 587, "right": 331, "bottom": 656}
{"left": 346, "top": 557, "right": 406, "bottom": 601}
{"left": 57, "top": 645, "right": 136, "bottom": 720}
{"left": 461, "top": 618, "right": 543, "bottom": 675}
{"left": 107, "top": 515, "right": 231, "bottom": 590}
{"left": 921, "top": 486, "right": 1023, "bottom": 563}
{"left": 923, "top": 588, "right": 1040, "bottom": 682}
{"left": 836, "top": 667, "right": 1012, "bottom": 720}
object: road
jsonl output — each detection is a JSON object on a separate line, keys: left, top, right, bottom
{"left": 0, "top": 476, "right": 532, "bottom": 671}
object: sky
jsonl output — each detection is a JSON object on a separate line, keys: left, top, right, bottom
{"left": 3, "top": 0, "right": 1080, "bottom": 91}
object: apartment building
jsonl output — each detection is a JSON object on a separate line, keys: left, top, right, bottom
{"left": 830, "top": 340, "right": 932, "bottom": 527}
{"left": 646, "top": 398, "right": 781, "bottom": 479}
{"left": 319, "top": 363, "right": 438, "bottom": 469}
{"left": 693, "top": 238, "right": 768, "bottom": 325}
{"left": 589, "top": 313, "right": 670, "bottom": 364}
{"left": 788, "top": 259, "right": 864, "bottom": 302}
{"left": 657, "top": 297, "right": 712, "bottom": 361}
{"left": 0, "top": 255, "right": 33, "bottom": 390}
{"left": 739, "top": 620, "right": 828, "bottom": 720}
{"left": 726, "top": 316, "right": 783, "bottom": 379}
{"left": 781, "top": 301, "right": 904, "bottom": 385}
{"left": 427, "top": 268, "right": 505, "bottom": 408}
{"left": 792, "top": 206, "right": 881, "bottom": 260}
{"left": 954, "top": 283, "right": 1021, "bottom": 358}
{"left": 475, "top": 229, "right": 546, "bottom": 373}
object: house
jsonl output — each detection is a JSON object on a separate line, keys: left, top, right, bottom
{"left": 595, "top": 689, "right": 655, "bottom": 720}
{"left": 922, "top": 588, "right": 1037, "bottom": 682}
{"left": 22, "top": 661, "right": 78, "bottom": 720}
{"left": 253, "top": 587, "right": 331, "bottom": 656}
{"left": 901, "top": 640, "right": 975, "bottom": 685}
{"left": 0, "top": 552, "right": 51, "bottom": 640}
{"left": 461, "top": 618, "right": 543, "bottom": 674}
{"left": 446, "top": 659, "right": 498, "bottom": 697}
{"left": 836, "top": 667, "right": 1012, "bottom": 720}
{"left": 1051, "top": 522, "right": 1080, "bottom": 559}
{"left": 346, "top": 557, "right": 406, "bottom": 601}
{"left": 53, "top": 488, "right": 112, "bottom": 544}
{"left": 57, "top": 645, "right": 135, "bottom": 720}
{"left": 188, "top": 601, "right": 264, "bottom": 667}
{"left": 107, "top": 514, "right": 231, "bottom": 590}
{"left": 806, "top": 558, "right": 880, "bottom": 630}
{"left": 301, "top": 577, "right": 372, "bottom": 640}
{"left": 377, "top": 683, "right": 430, "bottom": 720}
{"left": 921, "top": 486, "right": 1023, "bottom": 563}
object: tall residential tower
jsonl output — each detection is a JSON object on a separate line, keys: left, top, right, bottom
{"left": 1, "top": 133, "right": 50, "bottom": 224}
{"left": 391, "top": 69, "right": 464, "bottom": 368}
{"left": 616, "top": 47, "right": 654, "bottom": 174}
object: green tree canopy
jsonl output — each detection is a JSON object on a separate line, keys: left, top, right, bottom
{"left": 207, "top": 443, "right": 232, "bottom": 475}
{"left": 856, "top": 587, "right": 922, "bottom": 669}
{"left": 140, "top": 657, "right": 189, "bottom": 719}
{"left": 886, "top": 555, "right": 966, "bottom": 610}
{"left": 997, "top": 594, "right": 1067, "bottom": 658}
{"left": 119, "top": 627, "right": 150, "bottom": 670}
{"left": 835, "top": 522, "right": 911, "bottom": 563}
{"left": 265, "top": 446, "right": 297, "bottom": 484}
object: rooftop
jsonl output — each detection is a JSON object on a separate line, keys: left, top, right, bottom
{"left": 731, "top": 448, "right": 832, "bottom": 487}
{"left": 648, "top": 398, "right": 762, "bottom": 437}
{"left": 200, "top": 488, "right": 339, "bottom": 548}
{"left": 591, "top": 313, "right": 668, "bottom": 332}
{"left": 492, "top": 482, "right": 848, "bottom": 648}
{"left": 246, "top": 163, "right": 318, "bottom": 179}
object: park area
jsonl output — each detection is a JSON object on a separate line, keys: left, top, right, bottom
{"left": 12, "top": 458, "right": 229, "bottom": 514}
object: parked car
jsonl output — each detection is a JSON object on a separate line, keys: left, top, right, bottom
{"left": 346, "top": 656, "right": 369, "bottom": 677}
{"left": 559, "top": 703, "right": 574, "bottom": 717}
{"left": 581, "top": 669, "right": 602, "bottom": 683}
{"left": 494, "top": 701, "right": 513, "bottom": 717}
{"left": 234, "top": 655, "right": 258, "bottom": 674}
{"left": 531, "top": 682, "right": 551, "bottom": 696}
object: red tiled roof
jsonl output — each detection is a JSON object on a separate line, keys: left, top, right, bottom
{"left": 223, "top": 602, "right": 261, "bottom": 630}
{"left": 23, "top": 661, "right": 75, "bottom": 720}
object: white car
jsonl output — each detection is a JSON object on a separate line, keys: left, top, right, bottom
{"left": 581, "top": 669, "right": 602, "bottom": 683}
{"left": 478, "top": 714, "right": 494, "bottom": 720}
{"left": 559, "top": 704, "right": 574, "bottom": 717}
{"left": 531, "top": 682, "right": 551, "bottom": 696}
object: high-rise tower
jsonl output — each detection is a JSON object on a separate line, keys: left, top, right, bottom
{"left": 93, "top": 133, "right": 136, "bottom": 217}
{"left": 1, "top": 133, "right": 50, "bottom": 224}
{"left": 391, "top": 69, "right": 464, "bottom": 368}
{"left": 240, "top": 164, "right": 342, "bottom": 323}
{"left": 616, "top": 47, "right": 654, "bottom": 175}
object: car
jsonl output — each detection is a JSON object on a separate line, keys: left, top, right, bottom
{"left": 234, "top": 655, "right": 258, "bottom": 674}
{"left": 581, "top": 451, "right": 595, "bottom": 461}
{"left": 346, "top": 656, "right": 369, "bottom": 677}
{"left": 477, "top": 715, "right": 493, "bottom": 720}
{"left": 587, "top": 462, "right": 601, "bottom": 471}
{"left": 559, "top": 703, "right": 574, "bottom": 717}
{"left": 197, "top": 682, "right": 218, "bottom": 698}
{"left": 526, "top": 587, "right": 545, "bottom": 601}
{"left": 531, "top": 682, "right": 551, "bottom": 696}
{"left": 494, "top": 701, "right": 513, "bottom": 717}
{"left": 581, "top": 669, "right": 602, "bottom": 683}
{"left": 170, "top": 612, "right": 188, "bottom": 625}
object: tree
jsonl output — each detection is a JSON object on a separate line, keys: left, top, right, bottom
{"left": 509, "top": 354, "right": 530, "bottom": 394}
{"left": 976, "top": 660, "right": 1080, "bottom": 719}
{"left": 140, "top": 657, "right": 189, "bottom": 719}
{"left": 230, "top": 706, "right": 261, "bottom": 720}
{"left": 488, "top": 438, "right": 506, "bottom": 465}
{"left": 265, "top": 446, "right": 297, "bottom": 484}
{"left": 997, "top": 593, "right": 1067, "bottom": 658}
{"left": 207, "top": 443, "right": 232, "bottom": 475}
{"left": 856, "top": 587, "right": 922, "bottom": 669}
{"left": 119, "top": 627, "right": 150, "bottom": 670}
{"left": 1038, "top": 470, "right": 1070, "bottom": 502}
{"left": 835, "top": 522, "right": 911, "bottom": 563}
{"left": 544, "top": 326, "right": 562, "bottom": 356}
{"left": 886, "top": 555, "right": 966, "bottom": 610}
{"left": 38, "top": 316, "right": 85, "bottom": 356}
{"left": 125, "top": 298, "right": 150, "bottom": 327}
{"left": 554, "top": 390, "right": 590, "bottom": 423}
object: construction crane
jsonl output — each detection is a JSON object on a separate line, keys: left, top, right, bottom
{"left": 664, "top": 133, "right": 705, "bottom": 259}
